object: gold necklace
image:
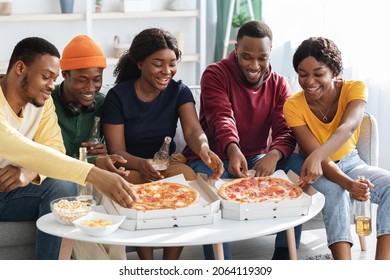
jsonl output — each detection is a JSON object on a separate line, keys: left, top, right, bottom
{"left": 313, "top": 90, "right": 337, "bottom": 122}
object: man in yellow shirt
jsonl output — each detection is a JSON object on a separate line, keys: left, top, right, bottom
{"left": 0, "top": 37, "right": 136, "bottom": 259}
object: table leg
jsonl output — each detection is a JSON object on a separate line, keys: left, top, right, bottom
{"left": 286, "top": 228, "right": 297, "bottom": 260}
{"left": 212, "top": 243, "right": 224, "bottom": 260}
{"left": 58, "top": 238, "right": 74, "bottom": 260}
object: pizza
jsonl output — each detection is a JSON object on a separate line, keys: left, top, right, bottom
{"left": 130, "top": 181, "right": 199, "bottom": 211}
{"left": 218, "top": 177, "right": 303, "bottom": 203}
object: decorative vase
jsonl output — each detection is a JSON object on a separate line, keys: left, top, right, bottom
{"left": 60, "top": 0, "right": 74, "bottom": 14}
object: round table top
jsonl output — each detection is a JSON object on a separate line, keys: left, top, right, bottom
{"left": 37, "top": 192, "right": 325, "bottom": 247}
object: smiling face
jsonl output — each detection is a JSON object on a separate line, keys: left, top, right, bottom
{"left": 235, "top": 35, "right": 271, "bottom": 86}
{"left": 297, "top": 56, "right": 335, "bottom": 101}
{"left": 138, "top": 48, "right": 177, "bottom": 93}
{"left": 62, "top": 67, "right": 103, "bottom": 107}
{"left": 20, "top": 54, "right": 59, "bottom": 108}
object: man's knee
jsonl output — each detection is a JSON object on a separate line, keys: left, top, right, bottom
{"left": 43, "top": 178, "right": 78, "bottom": 197}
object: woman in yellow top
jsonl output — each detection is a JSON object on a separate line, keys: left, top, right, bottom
{"left": 283, "top": 37, "right": 390, "bottom": 260}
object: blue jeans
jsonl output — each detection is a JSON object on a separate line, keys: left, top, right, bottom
{"left": 311, "top": 149, "right": 390, "bottom": 246}
{"left": 0, "top": 178, "right": 78, "bottom": 259}
{"left": 189, "top": 153, "right": 304, "bottom": 260}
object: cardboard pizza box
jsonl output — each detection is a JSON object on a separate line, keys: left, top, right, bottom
{"left": 103, "top": 174, "right": 220, "bottom": 221}
{"left": 120, "top": 210, "right": 222, "bottom": 231}
{"left": 202, "top": 170, "right": 320, "bottom": 221}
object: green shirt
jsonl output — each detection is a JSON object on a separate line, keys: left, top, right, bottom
{"left": 52, "top": 84, "right": 105, "bottom": 159}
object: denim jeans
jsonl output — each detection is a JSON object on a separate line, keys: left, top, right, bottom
{"left": 189, "top": 152, "right": 305, "bottom": 259}
{"left": 0, "top": 178, "right": 78, "bottom": 259}
{"left": 311, "top": 149, "right": 390, "bottom": 246}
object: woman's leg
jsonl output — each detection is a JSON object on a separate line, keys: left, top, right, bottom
{"left": 344, "top": 154, "right": 390, "bottom": 260}
{"left": 165, "top": 153, "right": 197, "bottom": 180}
{"left": 136, "top": 247, "right": 154, "bottom": 260}
{"left": 162, "top": 246, "right": 184, "bottom": 260}
{"left": 311, "top": 174, "right": 353, "bottom": 259}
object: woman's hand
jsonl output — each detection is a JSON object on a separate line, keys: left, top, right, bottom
{"left": 139, "top": 159, "right": 164, "bottom": 182}
{"left": 299, "top": 150, "right": 325, "bottom": 185}
{"left": 348, "top": 177, "right": 373, "bottom": 201}
{"left": 199, "top": 148, "right": 224, "bottom": 180}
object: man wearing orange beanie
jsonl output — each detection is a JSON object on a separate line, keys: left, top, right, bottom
{"left": 52, "top": 35, "right": 127, "bottom": 260}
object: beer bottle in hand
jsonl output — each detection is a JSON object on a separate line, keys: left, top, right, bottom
{"left": 353, "top": 175, "right": 372, "bottom": 236}
{"left": 152, "top": 136, "right": 172, "bottom": 171}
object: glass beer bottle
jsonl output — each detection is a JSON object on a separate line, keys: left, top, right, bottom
{"left": 78, "top": 147, "right": 94, "bottom": 200}
{"left": 86, "top": 116, "right": 101, "bottom": 145}
{"left": 354, "top": 175, "right": 372, "bottom": 236}
{"left": 152, "top": 136, "right": 172, "bottom": 172}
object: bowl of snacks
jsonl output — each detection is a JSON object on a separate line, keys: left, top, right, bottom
{"left": 72, "top": 211, "right": 125, "bottom": 236}
{"left": 50, "top": 196, "right": 96, "bottom": 225}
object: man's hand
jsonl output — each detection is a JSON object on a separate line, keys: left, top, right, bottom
{"left": 252, "top": 150, "right": 281, "bottom": 177}
{"left": 95, "top": 154, "right": 130, "bottom": 177}
{"left": 0, "top": 165, "right": 38, "bottom": 192}
{"left": 81, "top": 142, "right": 107, "bottom": 156}
{"left": 226, "top": 143, "right": 250, "bottom": 178}
{"left": 86, "top": 166, "right": 137, "bottom": 208}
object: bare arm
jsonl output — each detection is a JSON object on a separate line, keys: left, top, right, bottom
{"left": 293, "top": 99, "right": 366, "bottom": 192}
{"left": 103, "top": 123, "right": 162, "bottom": 181}
{"left": 179, "top": 103, "right": 223, "bottom": 180}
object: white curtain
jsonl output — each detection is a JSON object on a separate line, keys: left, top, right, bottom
{"left": 262, "top": 0, "right": 390, "bottom": 169}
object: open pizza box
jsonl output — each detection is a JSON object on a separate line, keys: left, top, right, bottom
{"left": 102, "top": 174, "right": 221, "bottom": 230}
{"left": 201, "top": 170, "right": 320, "bottom": 221}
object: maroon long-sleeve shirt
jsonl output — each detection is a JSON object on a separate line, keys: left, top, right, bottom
{"left": 183, "top": 51, "right": 296, "bottom": 162}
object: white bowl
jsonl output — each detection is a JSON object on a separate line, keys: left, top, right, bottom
{"left": 72, "top": 211, "right": 125, "bottom": 237}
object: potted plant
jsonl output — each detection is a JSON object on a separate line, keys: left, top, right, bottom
{"left": 95, "top": 0, "right": 103, "bottom": 13}
{"left": 232, "top": 11, "right": 251, "bottom": 32}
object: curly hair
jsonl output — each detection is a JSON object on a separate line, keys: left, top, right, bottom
{"left": 7, "top": 37, "right": 60, "bottom": 73}
{"left": 114, "top": 28, "right": 181, "bottom": 84}
{"left": 292, "top": 37, "right": 343, "bottom": 76}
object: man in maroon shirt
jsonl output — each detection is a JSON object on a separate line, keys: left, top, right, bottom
{"left": 183, "top": 20, "right": 304, "bottom": 260}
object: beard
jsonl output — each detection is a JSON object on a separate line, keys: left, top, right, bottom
{"left": 21, "top": 75, "right": 43, "bottom": 108}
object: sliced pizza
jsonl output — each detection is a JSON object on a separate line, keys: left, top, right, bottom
{"left": 218, "top": 176, "right": 303, "bottom": 203}
{"left": 130, "top": 181, "right": 199, "bottom": 211}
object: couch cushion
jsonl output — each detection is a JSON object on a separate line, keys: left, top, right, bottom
{"left": 0, "top": 221, "right": 36, "bottom": 247}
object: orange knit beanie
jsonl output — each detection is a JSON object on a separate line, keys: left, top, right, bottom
{"left": 60, "top": 35, "right": 106, "bottom": 70}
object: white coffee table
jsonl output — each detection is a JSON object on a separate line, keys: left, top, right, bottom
{"left": 37, "top": 191, "right": 324, "bottom": 260}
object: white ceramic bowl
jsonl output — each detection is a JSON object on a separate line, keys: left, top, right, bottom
{"left": 50, "top": 196, "right": 96, "bottom": 225}
{"left": 73, "top": 211, "right": 125, "bottom": 237}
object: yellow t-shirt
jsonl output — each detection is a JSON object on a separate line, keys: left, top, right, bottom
{"left": 283, "top": 80, "right": 368, "bottom": 161}
{"left": 0, "top": 85, "right": 92, "bottom": 185}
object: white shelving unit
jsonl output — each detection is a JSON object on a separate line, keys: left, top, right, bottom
{"left": 0, "top": 0, "right": 206, "bottom": 85}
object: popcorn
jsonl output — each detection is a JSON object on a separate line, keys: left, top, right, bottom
{"left": 51, "top": 198, "right": 92, "bottom": 225}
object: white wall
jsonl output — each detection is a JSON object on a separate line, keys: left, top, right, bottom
{"left": 0, "top": 0, "right": 204, "bottom": 86}
{"left": 263, "top": 0, "right": 390, "bottom": 170}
